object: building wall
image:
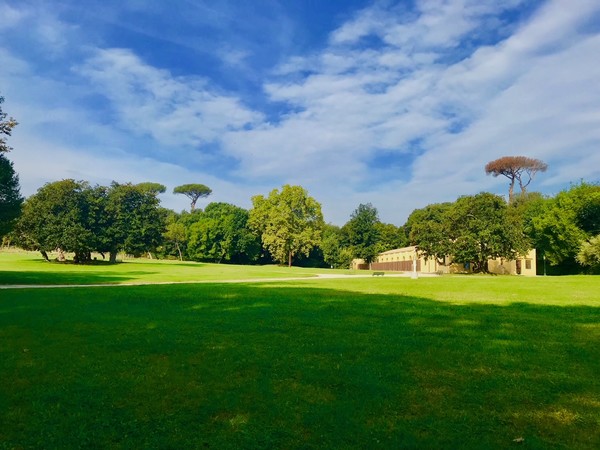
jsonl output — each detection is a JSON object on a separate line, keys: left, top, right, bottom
{"left": 353, "top": 246, "right": 438, "bottom": 273}
{"left": 487, "top": 249, "right": 537, "bottom": 276}
{"left": 353, "top": 247, "right": 537, "bottom": 276}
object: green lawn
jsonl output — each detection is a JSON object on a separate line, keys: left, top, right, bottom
{"left": 1, "top": 254, "right": 599, "bottom": 448}
{"left": 0, "top": 250, "right": 347, "bottom": 285}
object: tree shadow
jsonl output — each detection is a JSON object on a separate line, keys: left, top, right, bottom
{"left": 1, "top": 282, "right": 598, "bottom": 449}
{"left": 0, "top": 269, "right": 157, "bottom": 285}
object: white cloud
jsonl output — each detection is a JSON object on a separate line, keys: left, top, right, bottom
{"left": 0, "top": 2, "right": 78, "bottom": 56}
{"left": 2, "top": 0, "right": 600, "bottom": 227}
{"left": 220, "top": 0, "right": 600, "bottom": 223}
{"left": 0, "top": 3, "right": 27, "bottom": 30}
{"left": 77, "top": 48, "right": 263, "bottom": 147}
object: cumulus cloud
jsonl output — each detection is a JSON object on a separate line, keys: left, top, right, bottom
{"left": 77, "top": 48, "right": 263, "bottom": 148}
{"left": 2, "top": 0, "right": 600, "bottom": 226}
{"left": 221, "top": 0, "right": 600, "bottom": 223}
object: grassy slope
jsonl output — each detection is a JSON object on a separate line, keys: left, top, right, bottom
{"left": 1, "top": 274, "right": 599, "bottom": 449}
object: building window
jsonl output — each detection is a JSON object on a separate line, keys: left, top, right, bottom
{"left": 525, "top": 259, "right": 532, "bottom": 270}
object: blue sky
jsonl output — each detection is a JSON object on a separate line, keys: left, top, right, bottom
{"left": 1, "top": 0, "right": 599, "bottom": 225}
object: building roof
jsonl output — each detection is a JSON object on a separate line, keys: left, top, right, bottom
{"left": 378, "top": 246, "right": 417, "bottom": 255}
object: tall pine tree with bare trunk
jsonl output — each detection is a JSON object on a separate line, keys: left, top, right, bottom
{"left": 485, "top": 156, "right": 547, "bottom": 203}
{"left": 173, "top": 184, "right": 212, "bottom": 212}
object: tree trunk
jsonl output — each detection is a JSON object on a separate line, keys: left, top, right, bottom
{"left": 176, "top": 243, "right": 182, "bottom": 261}
{"left": 508, "top": 179, "right": 515, "bottom": 203}
{"left": 473, "top": 259, "right": 489, "bottom": 273}
{"left": 40, "top": 250, "right": 49, "bottom": 261}
{"left": 288, "top": 251, "right": 292, "bottom": 268}
{"left": 109, "top": 251, "right": 117, "bottom": 263}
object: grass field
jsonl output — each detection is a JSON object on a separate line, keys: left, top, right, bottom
{"left": 1, "top": 252, "right": 599, "bottom": 448}
{"left": 0, "top": 251, "right": 343, "bottom": 286}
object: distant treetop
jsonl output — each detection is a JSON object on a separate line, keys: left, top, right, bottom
{"left": 136, "top": 182, "right": 167, "bottom": 194}
{"left": 173, "top": 183, "right": 212, "bottom": 212}
{"left": 485, "top": 156, "right": 548, "bottom": 202}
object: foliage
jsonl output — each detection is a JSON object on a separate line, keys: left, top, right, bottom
{"left": 103, "top": 182, "right": 166, "bottom": 260}
{"left": 342, "top": 203, "right": 381, "bottom": 264}
{"left": 187, "top": 202, "right": 260, "bottom": 264}
{"left": 406, "top": 202, "right": 453, "bottom": 263}
{"left": 531, "top": 182, "right": 600, "bottom": 268}
{"left": 163, "top": 219, "right": 187, "bottom": 261}
{"left": 15, "top": 180, "right": 165, "bottom": 262}
{"left": 0, "top": 155, "right": 23, "bottom": 237}
{"left": 507, "top": 192, "right": 546, "bottom": 236}
{"left": 0, "top": 95, "right": 22, "bottom": 238}
{"left": 446, "top": 192, "right": 528, "bottom": 272}
{"left": 577, "top": 234, "right": 600, "bottom": 270}
{"left": 575, "top": 188, "right": 600, "bottom": 235}
{"left": 0, "top": 95, "right": 18, "bottom": 154}
{"left": 136, "top": 182, "right": 167, "bottom": 194}
{"left": 375, "top": 222, "right": 407, "bottom": 252}
{"left": 15, "top": 180, "right": 97, "bottom": 261}
{"left": 249, "top": 185, "right": 323, "bottom": 267}
{"left": 173, "top": 183, "right": 212, "bottom": 212}
{"left": 485, "top": 156, "right": 547, "bottom": 202}
{"left": 407, "top": 194, "right": 528, "bottom": 273}
{"left": 320, "top": 224, "right": 353, "bottom": 268}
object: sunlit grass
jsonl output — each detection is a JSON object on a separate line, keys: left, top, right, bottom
{"left": 0, "top": 250, "right": 356, "bottom": 285}
{"left": 291, "top": 275, "right": 600, "bottom": 306}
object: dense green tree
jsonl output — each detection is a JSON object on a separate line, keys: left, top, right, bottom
{"left": 0, "top": 95, "right": 18, "bottom": 154}
{"left": 187, "top": 202, "right": 260, "bottom": 264}
{"left": 17, "top": 180, "right": 166, "bottom": 263}
{"left": 16, "top": 180, "right": 97, "bottom": 261}
{"left": 163, "top": 220, "right": 187, "bottom": 261}
{"left": 575, "top": 189, "right": 600, "bottom": 236}
{"left": 342, "top": 203, "right": 381, "bottom": 265}
{"left": 531, "top": 182, "right": 600, "bottom": 269}
{"left": 406, "top": 202, "right": 453, "bottom": 263}
{"left": 173, "top": 183, "right": 212, "bottom": 212}
{"left": 376, "top": 222, "right": 407, "bottom": 252}
{"left": 0, "top": 155, "right": 23, "bottom": 238}
{"left": 320, "top": 224, "right": 353, "bottom": 268}
{"left": 249, "top": 185, "right": 323, "bottom": 267}
{"left": 0, "top": 95, "right": 22, "bottom": 238}
{"left": 507, "top": 192, "right": 546, "bottom": 235}
{"left": 408, "top": 195, "right": 528, "bottom": 272}
{"left": 103, "top": 182, "right": 166, "bottom": 261}
{"left": 447, "top": 192, "right": 529, "bottom": 272}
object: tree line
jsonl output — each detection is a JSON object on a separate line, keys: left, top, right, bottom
{"left": 1, "top": 94, "right": 599, "bottom": 273}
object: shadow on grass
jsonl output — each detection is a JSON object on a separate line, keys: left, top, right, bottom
{"left": 116, "top": 261, "right": 207, "bottom": 268}
{"left": 0, "top": 269, "right": 157, "bottom": 285}
{"left": 1, "top": 283, "right": 598, "bottom": 449}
